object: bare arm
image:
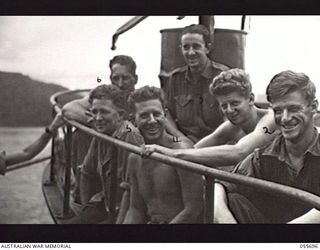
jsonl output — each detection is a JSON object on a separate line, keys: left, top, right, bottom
{"left": 170, "top": 168, "right": 204, "bottom": 223}
{"left": 123, "top": 154, "right": 148, "bottom": 224}
{"left": 288, "top": 209, "right": 320, "bottom": 224}
{"left": 167, "top": 141, "right": 201, "bottom": 223}
{"left": 5, "top": 129, "right": 52, "bottom": 166}
{"left": 62, "top": 96, "right": 93, "bottom": 126}
{"left": 2, "top": 112, "right": 64, "bottom": 171}
{"left": 145, "top": 110, "right": 277, "bottom": 167}
{"left": 195, "top": 121, "right": 239, "bottom": 148}
{"left": 213, "top": 183, "right": 237, "bottom": 223}
{"left": 116, "top": 188, "right": 130, "bottom": 224}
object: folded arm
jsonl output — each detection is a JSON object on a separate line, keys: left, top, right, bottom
{"left": 62, "top": 96, "right": 93, "bottom": 126}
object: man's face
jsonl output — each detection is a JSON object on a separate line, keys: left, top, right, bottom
{"left": 110, "top": 63, "right": 137, "bottom": 92}
{"left": 134, "top": 99, "right": 166, "bottom": 143}
{"left": 181, "top": 33, "right": 210, "bottom": 71}
{"left": 91, "top": 99, "right": 122, "bottom": 135}
{"left": 216, "top": 91, "right": 253, "bottom": 126}
{"left": 272, "top": 90, "right": 316, "bottom": 143}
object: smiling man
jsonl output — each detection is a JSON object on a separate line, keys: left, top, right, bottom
{"left": 214, "top": 70, "right": 320, "bottom": 223}
{"left": 123, "top": 86, "right": 203, "bottom": 224}
{"left": 66, "top": 84, "right": 144, "bottom": 224}
{"left": 161, "top": 24, "right": 230, "bottom": 143}
{"left": 143, "top": 68, "right": 276, "bottom": 170}
{"left": 62, "top": 55, "right": 138, "bottom": 125}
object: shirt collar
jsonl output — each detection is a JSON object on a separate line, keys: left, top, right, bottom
{"left": 112, "top": 120, "right": 126, "bottom": 139}
{"left": 262, "top": 128, "right": 320, "bottom": 163}
{"left": 185, "top": 59, "right": 213, "bottom": 83}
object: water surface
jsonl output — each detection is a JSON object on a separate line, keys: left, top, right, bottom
{"left": 0, "top": 127, "right": 53, "bottom": 224}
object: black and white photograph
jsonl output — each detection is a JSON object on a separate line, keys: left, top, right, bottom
{"left": 1, "top": 15, "right": 320, "bottom": 243}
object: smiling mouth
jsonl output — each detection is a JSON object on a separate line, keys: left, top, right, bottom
{"left": 188, "top": 57, "right": 198, "bottom": 63}
{"left": 282, "top": 122, "right": 299, "bottom": 131}
{"left": 95, "top": 123, "right": 106, "bottom": 129}
{"left": 145, "top": 127, "right": 160, "bottom": 134}
{"left": 229, "top": 113, "right": 240, "bottom": 120}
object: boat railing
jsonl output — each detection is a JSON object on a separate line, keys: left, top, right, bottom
{"left": 49, "top": 89, "right": 320, "bottom": 223}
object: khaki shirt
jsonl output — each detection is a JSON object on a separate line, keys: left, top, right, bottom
{"left": 161, "top": 60, "right": 230, "bottom": 142}
{"left": 220, "top": 129, "right": 320, "bottom": 223}
{"left": 81, "top": 120, "right": 144, "bottom": 212}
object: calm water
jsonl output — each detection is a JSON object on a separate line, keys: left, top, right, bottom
{"left": 0, "top": 127, "right": 53, "bottom": 224}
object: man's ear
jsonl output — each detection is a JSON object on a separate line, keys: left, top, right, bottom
{"left": 311, "top": 99, "right": 319, "bottom": 115}
{"left": 206, "top": 42, "right": 212, "bottom": 54}
{"left": 117, "top": 109, "right": 126, "bottom": 120}
{"left": 128, "top": 113, "right": 135, "bottom": 125}
{"left": 249, "top": 93, "right": 255, "bottom": 105}
{"left": 134, "top": 74, "right": 138, "bottom": 85}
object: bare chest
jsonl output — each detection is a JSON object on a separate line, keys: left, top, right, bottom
{"left": 136, "top": 159, "right": 181, "bottom": 198}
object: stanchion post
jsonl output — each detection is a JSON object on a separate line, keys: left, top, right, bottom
{"left": 62, "top": 124, "right": 73, "bottom": 217}
{"left": 204, "top": 176, "right": 215, "bottom": 224}
{"left": 49, "top": 104, "right": 57, "bottom": 183}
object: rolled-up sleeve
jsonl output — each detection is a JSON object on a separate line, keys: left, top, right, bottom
{"left": 217, "top": 150, "right": 261, "bottom": 198}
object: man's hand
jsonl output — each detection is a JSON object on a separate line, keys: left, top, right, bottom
{"left": 85, "top": 110, "right": 94, "bottom": 124}
{"left": 140, "top": 144, "right": 175, "bottom": 158}
{"left": 48, "top": 111, "right": 65, "bottom": 132}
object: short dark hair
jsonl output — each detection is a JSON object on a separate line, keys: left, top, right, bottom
{"left": 209, "top": 68, "right": 252, "bottom": 98}
{"left": 266, "top": 70, "right": 316, "bottom": 104}
{"left": 127, "top": 86, "right": 166, "bottom": 113}
{"left": 181, "top": 24, "right": 211, "bottom": 47}
{"left": 109, "top": 55, "right": 137, "bottom": 75}
{"left": 88, "top": 84, "right": 127, "bottom": 112}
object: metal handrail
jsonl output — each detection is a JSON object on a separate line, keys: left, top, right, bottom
{"left": 7, "top": 156, "right": 51, "bottom": 173}
{"left": 50, "top": 89, "right": 320, "bottom": 222}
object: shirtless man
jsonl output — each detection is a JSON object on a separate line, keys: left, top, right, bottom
{"left": 215, "top": 70, "right": 320, "bottom": 223}
{"left": 143, "top": 68, "right": 278, "bottom": 168}
{"left": 123, "top": 86, "right": 203, "bottom": 224}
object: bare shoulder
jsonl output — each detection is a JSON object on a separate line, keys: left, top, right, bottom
{"left": 257, "top": 107, "right": 270, "bottom": 118}
{"left": 256, "top": 108, "right": 276, "bottom": 130}
{"left": 219, "top": 120, "right": 240, "bottom": 132}
{"left": 172, "top": 139, "right": 193, "bottom": 150}
{"left": 127, "top": 153, "right": 142, "bottom": 175}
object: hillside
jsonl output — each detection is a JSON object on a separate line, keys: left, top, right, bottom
{"left": 0, "top": 71, "right": 69, "bottom": 126}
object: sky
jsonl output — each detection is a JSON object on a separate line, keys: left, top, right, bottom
{"left": 1, "top": 16, "right": 320, "bottom": 98}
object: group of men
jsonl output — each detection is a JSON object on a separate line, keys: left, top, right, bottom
{"left": 2, "top": 23, "right": 320, "bottom": 224}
